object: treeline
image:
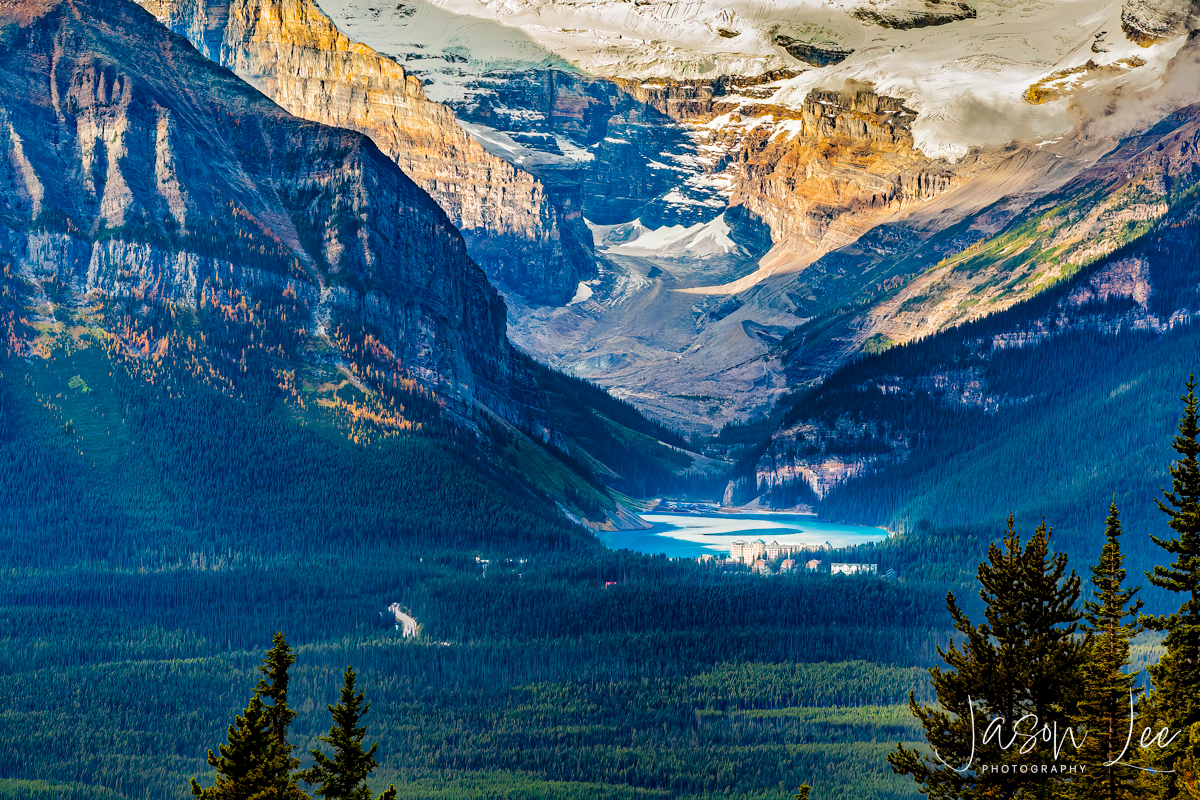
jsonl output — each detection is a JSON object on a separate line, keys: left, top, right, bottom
{"left": 814, "top": 322, "right": 1197, "bottom": 601}
{"left": 741, "top": 182, "right": 1200, "bottom": 599}
{"left": 0, "top": 316, "right": 946, "bottom": 800}
{"left": 0, "top": 637, "right": 932, "bottom": 800}
{"left": 892, "top": 378, "right": 1200, "bottom": 799}
{"left": 523, "top": 355, "right": 727, "bottom": 499}
{"left": 524, "top": 356, "right": 688, "bottom": 450}
{"left": 184, "top": 634, "right": 928, "bottom": 800}
{"left": 0, "top": 321, "right": 593, "bottom": 568}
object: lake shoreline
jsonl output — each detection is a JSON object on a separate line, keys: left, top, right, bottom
{"left": 652, "top": 501, "right": 898, "bottom": 537}
{"left": 600, "top": 510, "right": 890, "bottom": 558}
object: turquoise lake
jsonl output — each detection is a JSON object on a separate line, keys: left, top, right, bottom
{"left": 597, "top": 512, "right": 889, "bottom": 558}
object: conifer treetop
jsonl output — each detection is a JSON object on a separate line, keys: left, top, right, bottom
{"left": 257, "top": 631, "right": 299, "bottom": 743}
{"left": 1148, "top": 373, "right": 1200, "bottom": 609}
{"left": 302, "top": 665, "right": 392, "bottom": 800}
{"left": 889, "top": 515, "right": 1085, "bottom": 799}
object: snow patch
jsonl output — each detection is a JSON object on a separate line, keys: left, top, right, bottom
{"left": 769, "top": 119, "right": 806, "bottom": 142}
{"left": 321, "top": 0, "right": 1195, "bottom": 159}
{"left": 601, "top": 214, "right": 742, "bottom": 258}
{"left": 567, "top": 281, "right": 595, "bottom": 305}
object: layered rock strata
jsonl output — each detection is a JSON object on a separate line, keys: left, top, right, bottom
{"left": 610, "top": 70, "right": 798, "bottom": 120}
{"left": 851, "top": 0, "right": 976, "bottom": 30}
{"left": 1, "top": 0, "right": 514, "bottom": 402}
{"left": 136, "top": 0, "right": 594, "bottom": 305}
{"left": 723, "top": 81, "right": 960, "bottom": 265}
{"left": 1121, "top": 0, "right": 1198, "bottom": 44}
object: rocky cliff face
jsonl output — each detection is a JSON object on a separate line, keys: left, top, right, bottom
{"left": 746, "top": 97, "right": 1200, "bottom": 505}
{"left": 609, "top": 70, "right": 797, "bottom": 121}
{"left": 136, "top": 0, "right": 594, "bottom": 305}
{"left": 830, "top": 100, "right": 1200, "bottom": 364}
{"left": 443, "top": 68, "right": 983, "bottom": 431}
{"left": 726, "top": 81, "right": 960, "bottom": 261}
{"left": 454, "top": 69, "right": 724, "bottom": 228}
{"left": 0, "top": 0, "right": 514, "bottom": 401}
{"left": 0, "top": 0, "right": 714, "bottom": 529}
{"left": 851, "top": 0, "right": 976, "bottom": 30}
{"left": 1122, "top": 0, "right": 1198, "bottom": 44}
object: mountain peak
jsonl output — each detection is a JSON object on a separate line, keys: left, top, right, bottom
{"left": 0, "top": 0, "right": 512, "bottom": 397}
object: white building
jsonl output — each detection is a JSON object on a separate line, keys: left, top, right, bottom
{"left": 730, "top": 540, "right": 748, "bottom": 563}
{"left": 830, "top": 563, "right": 878, "bottom": 576}
{"left": 730, "top": 539, "right": 768, "bottom": 565}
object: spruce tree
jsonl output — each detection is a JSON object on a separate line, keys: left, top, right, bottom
{"left": 1067, "top": 501, "right": 1143, "bottom": 800}
{"left": 890, "top": 517, "right": 1085, "bottom": 799}
{"left": 257, "top": 632, "right": 299, "bottom": 750}
{"left": 301, "top": 666, "right": 396, "bottom": 800}
{"left": 1143, "top": 375, "right": 1200, "bottom": 798}
{"left": 190, "top": 693, "right": 275, "bottom": 799}
{"left": 191, "top": 633, "right": 308, "bottom": 799}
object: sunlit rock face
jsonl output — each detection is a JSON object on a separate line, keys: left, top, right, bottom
{"left": 136, "top": 0, "right": 595, "bottom": 305}
{"left": 725, "top": 81, "right": 961, "bottom": 265}
{"left": 1, "top": 0, "right": 516, "bottom": 401}
{"left": 1122, "top": 0, "right": 1198, "bottom": 44}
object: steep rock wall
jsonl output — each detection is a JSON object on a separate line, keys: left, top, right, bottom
{"left": 726, "top": 82, "right": 960, "bottom": 257}
{"left": 455, "top": 69, "right": 706, "bottom": 227}
{"left": 0, "top": 0, "right": 515, "bottom": 402}
{"left": 137, "top": 0, "right": 595, "bottom": 304}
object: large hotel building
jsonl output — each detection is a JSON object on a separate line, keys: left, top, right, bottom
{"left": 729, "top": 539, "right": 824, "bottom": 564}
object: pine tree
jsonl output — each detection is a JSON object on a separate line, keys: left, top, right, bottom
{"left": 300, "top": 666, "right": 396, "bottom": 800}
{"left": 1143, "top": 375, "right": 1200, "bottom": 798}
{"left": 190, "top": 693, "right": 275, "bottom": 799}
{"left": 1067, "top": 501, "right": 1143, "bottom": 800}
{"left": 889, "top": 517, "right": 1085, "bottom": 799}
{"left": 191, "top": 633, "right": 308, "bottom": 799}
{"left": 794, "top": 783, "right": 812, "bottom": 800}
{"left": 257, "top": 632, "right": 299, "bottom": 748}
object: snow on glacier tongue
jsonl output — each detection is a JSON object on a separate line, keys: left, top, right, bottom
{"left": 318, "top": 0, "right": 1190, "bottom": 157}
{"left": 597, "top": 214, "right": 742, "bottom": 258}
{"left": 567, "top": 281, "right": 595, "bottom": 305}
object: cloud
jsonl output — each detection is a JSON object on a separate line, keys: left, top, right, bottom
{"left": 911, "top": 93, "right": 1074, "bottom": 161}
{"left": 1074, "top": 30, "right": 1200, "bottom": 141}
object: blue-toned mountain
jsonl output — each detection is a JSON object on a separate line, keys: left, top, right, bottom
{"left": 0, "top": 0, "right": 719, "bottom": 538}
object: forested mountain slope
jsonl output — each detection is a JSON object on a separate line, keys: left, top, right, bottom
{"left": 0, "top": 0, "right": 717, "bottom": 529}
{"left": 743, "top": 102, "right": 1200, "bottom": 590}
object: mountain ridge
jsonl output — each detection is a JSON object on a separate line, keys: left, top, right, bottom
{"left": 137, "top": 0, "right": 596, "bottom": 305}
{"left": 0, "top": 0, "right": 513, "bottom": 399}
{"left": 0, "top": 0, "right": 719, "bottom": 532}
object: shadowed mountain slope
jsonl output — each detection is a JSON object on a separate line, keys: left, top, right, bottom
{"left": 0, "top": 0, "right": 720, "bottom": 533}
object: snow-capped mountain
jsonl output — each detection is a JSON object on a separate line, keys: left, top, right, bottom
{"left": 321, "top": 0, "right": 1192, "bottom": 158}
{"left": 308, "top": 0, "right": 1200, "bottom": 432}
